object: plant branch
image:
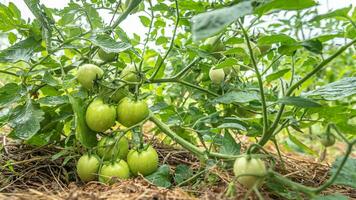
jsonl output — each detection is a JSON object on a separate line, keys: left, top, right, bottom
{"left": 238, "top": 20, "right": 269, "bottom": 137}
{"left": 149, "top": 0, "right": 180, "bottom": 80}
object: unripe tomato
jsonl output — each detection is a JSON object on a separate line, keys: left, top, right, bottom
{"left": 86, "top": 98, "right": 117, "bottom": 132}
{"left": 320, "top": 133, "right": 336, "bottom": 147}
{"left": 98, "top": 48, "right": 117, "bottom": 62}
{"left": 99, "top": 160, "right": 130, "bottom": 184}
{"left": 120, "top": 65, "right": 139, "bottom": 83}
{"left": 117, "top": 98, "right": 149, "bottom": 127}
{"left": 76, "top": 64, "right": 104, "bottom": 90}
{"left": 102, "top": 87, "right": 130, "bottom": 103}
{"left": 209, "top": 67, "right": 225, "bottom": 84}
{"left": 223, "top": 65, "right": 240, "bottom": 76}
{"left": 97, "top": 135, "right": 129, "bottom": 160}
{"left": 127, "top": 145, "right": 159, "bottom": 176}
{"left": 233, "top": 156, "right": 267, "bottom": 189}
{"left": 204, "top": 36, "right": 225, "bottom": 52}
{"left": 76, "top": 154, "right": 100, "bottom": 182}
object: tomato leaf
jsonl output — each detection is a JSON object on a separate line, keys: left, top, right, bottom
{"left": 330, "top": 157, "right": 356, "bottom": 188}
{"left": 219, "top": 131, "right": 241, "bottom": 155}
{"left": 214, "top": 91, "right": 259, "bottom": 104}
{"left": 0, "top": 83, "right": 26, "bottom": 107}
{"left": 8, "top": 99, "right": 45, "bottom": 140}
{"left": 255, "top": 0, "right": 317, "bottom": 16}
{"left": 0, "top": 37, "right": 41, "bottom": 63}
{"left": 278, "top": 96, "right": 321, "bottom": 108}
{"left": 191, "top": 1, "right": 253, "bottom": 41}
{"left": 265, "top": 68, "right": 290, "bottom": 82}
{"left": 37, "top": 96, "right": 69, "bottom": 106}
{"left": 145, "top": 165, "right": 172, "bottom": 188}
{"left": 310, "top": 6, "right": 352, "bottom": 22}
{"left": 257, "top": 34, "right": 297, "bottom": 45}
{"left": 174, "top": 164, "right": 193, "bottom": 184}
{"left": 88, "top": 34, "right": 131, "bottom": 53}
{"left": 301, "top": 39, "right": 323, "bottom": 54}
{"left": 215, "top": 58, "right": 238, "bottom": 69}
{"left": 68, "top": 94, "right": 97, "bottom": 148}
{"left": 303, "top": 77, "right": 356, "bottom": 100}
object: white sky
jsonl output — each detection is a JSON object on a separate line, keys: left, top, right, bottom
{"left": 1, "top": 0, "right": 355, "bottom": 38}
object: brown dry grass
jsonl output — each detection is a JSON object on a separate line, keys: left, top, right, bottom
{"left": 0, "top": 136, "right": 355, "bottom": 200}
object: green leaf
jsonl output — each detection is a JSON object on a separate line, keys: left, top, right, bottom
{"left": 257, "top": 34, "right": 297, "bottom": 45}
{"left": 303, "top": 77, "right": 356, "bottom": 100}
{"left": 310, "top": 6, "right": 352, "bottom": 22}
{"left": 8, "top": 32, "right": 17, "bottom": 44}
{"left": 219, "top": 131, "right": 241, "bottom": 155}
{"left": 216, "top": 58, "right": 238, "bottom": 69}
{"left": 88, "top": 34, "right": 131, "bottom": 53}
{"left": 302, "top": 39, "right": 323, "bottom": 54}
{"left": 139, "top": 15, "right": 150, "bottom": 27}
{"left": 8, "top": 100, "right": 45, "bottom": 140}
{"left": 0, "top": 3, "right": 25, "bottom": 31}
{"left": 37, "top": 96, "right": 69, "bottom": 106}
{"left": 191, "top": 1, "right": 253, "bottom": 41}
{"left": 278, "top": 96, "right": 321, "bottom": 108}
{"left": 330, "top": 157, "right": 356, "bottom": 188}
{"left": 145, "top": 165, "right": 172, "bottom": 188}
{"left": 312, "top": 194, "right": 349, "bottom": 200}
{"left": 287, "top": 133, "right": 317, "bottom": 155}
{"left": 217, "top": 123, "right": 246, "bottom": 131}
{"left": 82, "top": 2, "right": 103, "bottom": 29}
{"left": 214, "top": 91, "right": 259, "bottom": 104}
{"left": 265, "top": 69, "right": 290, "bottom": 82}
{"left": 0, "top": 37, "right": 41, "bottom": 63}
{"left": 174, "top": 164, "right": 193, "bottom": 184}
{"left": 0, "top": 107, "right": 11, "bottom": 127}
{"left": 68, "top": 94, "right": 97, "bottom": 148}
{"left": 0, "top": 83, "right": 25, "bottom": 107}
{"left": 255, "top": 0, "right": 317, "bottom": 15}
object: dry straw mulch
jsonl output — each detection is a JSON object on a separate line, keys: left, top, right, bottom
{"left": 0, "top": 137, "right": 355, "bottom": 200}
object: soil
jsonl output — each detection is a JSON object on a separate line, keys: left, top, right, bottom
{"left": 0, "top": 136, "right": 355, "bottom": 200}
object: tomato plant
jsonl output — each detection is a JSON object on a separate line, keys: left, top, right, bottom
{"left": 99, "top": 160, "right": 131, "bottom": 184}
{"left": 127, "top": 145, "right": 159, "bottom": 176}
{"left": 76, "top": 154, "right": 100, "bottom": 182}
{"left": 0, "top": 0, "right": 355, "bottom": 198}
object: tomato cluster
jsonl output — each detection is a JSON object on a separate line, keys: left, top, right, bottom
{"left": 75, "top": 56, "right": 158, "bottom": 184}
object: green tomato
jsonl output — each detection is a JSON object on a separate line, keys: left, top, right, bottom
{"left": 117, "top": 97, "right": 149, "bottom": 127}
{"left": 102, "top": 87, "right": 130, "bottom": 103}
{"left": 76, "top": 64, "right": 104, "bottom": 90}
{"left": 76, "top": 154, "right": 100, "bottom": 182}
{"left": 120, "top": 65, "right": 139, "bottom": 83}
{"left": 97, "top": 136, "right": 129, "bottom": 160}
{"left": 233, "top": 156, "right": 267, "bottom": 189}
{"left": 127, "top": 145, "right": 159, "bottom": 176}
{"left": 320, "top": 133, "right": 336, "bottom": 147}
{"left": 209, "top": 67, "right": 225, "bottom": 84}
{"left": 98, "top": 48, "right": 117, "bottom": 62}
{"left": 99, "top": 160, "right": 130, "bottom": 184}
{"left": 86, "top": 98, "right": 117, "bottom": 132}
{"left": 223, "top": 65, "right": 240, "bottom": 76}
